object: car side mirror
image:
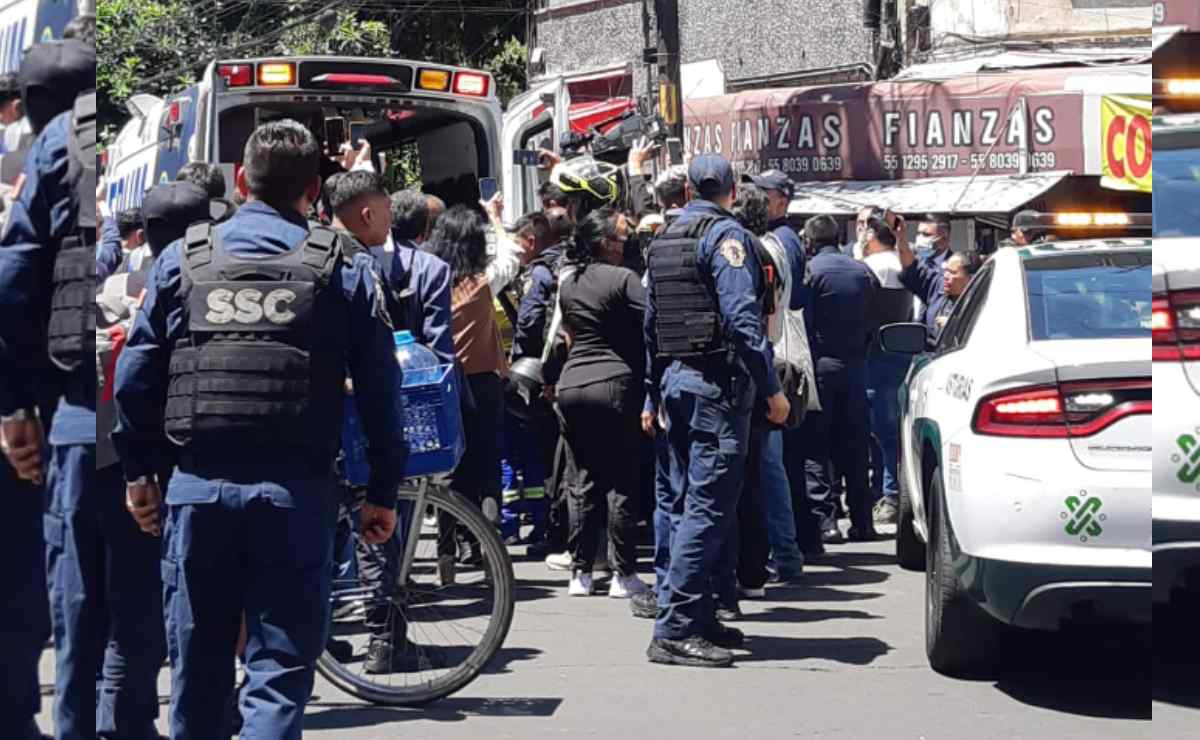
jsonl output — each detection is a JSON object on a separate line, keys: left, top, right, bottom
{"left": 879, "top": 323, "right": 928, "bottom": 354}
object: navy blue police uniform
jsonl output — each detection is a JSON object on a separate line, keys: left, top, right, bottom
{"left": 511, "top": 240, "right": 564, "bottom": 361}
{"left": 901, "top": 254, "right": 955, "bottom": 341}
{"left": 644, "top": 156, "right": 779, "bottom": 649}
{"left": 0, "top": 39, "right": 147, "bottom": 740}
{"left": 800, "top": 241, "right": 877, "bottom": 545}
{"left": 113, "top": 199, "right": 405, "bottom": 739}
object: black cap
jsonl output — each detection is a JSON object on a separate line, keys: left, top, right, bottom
{"left": 1012, "top": 210, "right": 1040, "bottom": 230}
{"left": 19, "top": 40, "right": 95, "bottom": 133}
{"left": 688, "top": 154, "right": 735, "bottom": 198}
{"left": 741, "top": 169, "right": 795, "bottom": 200}
{"left": 142, "top": 182, "right": 210, "bottom": 254}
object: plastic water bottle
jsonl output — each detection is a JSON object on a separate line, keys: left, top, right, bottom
{"left": 394, "top": 331, "right": 442, "bottom": 453}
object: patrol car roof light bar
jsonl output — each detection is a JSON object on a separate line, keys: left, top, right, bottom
{"left": 973, "top": 380, "right": 1151, "bottom": 438}
{"left": 1154, "top": 290, "right": 1200, "bottom": 362}
{"left": 1030, "top": 212, "right": 1152, "bottom": 229}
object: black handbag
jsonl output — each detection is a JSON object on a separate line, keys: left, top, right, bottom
{"left": 754, "top": 358, "right": 809, "bottom": 431}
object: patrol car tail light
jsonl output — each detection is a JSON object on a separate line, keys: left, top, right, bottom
{"left": 218, "top": 64, "right": 254, "bottom": 88}
{"left": 1154, "top": 290, "right": 1200, "bottom": 362}
{"left": 973, "top": 380, "right": 1151, "bottom": 438}
{"left": 453, "top": 72, "right": 489, "bottom": 97}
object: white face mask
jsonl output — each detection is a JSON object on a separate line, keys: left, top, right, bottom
{"left": 915, "top": 235, "right": 936, "bottom": 250}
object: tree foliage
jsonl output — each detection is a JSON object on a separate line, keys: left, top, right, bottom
{"left": 98, "top": 0, "right": 529, "bottom": 147}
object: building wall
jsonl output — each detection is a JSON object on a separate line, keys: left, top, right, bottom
{"left": 533, "top": 0, "right": 650, "bottom": 93}
{"left": 678, "top": 0, "right": 876, "bottom": 85}
{"left": 531, "top": 0, "right": 880, "bottom": 98}
{"left": 928, "top": 0, "right": 1151, "bottom": 42}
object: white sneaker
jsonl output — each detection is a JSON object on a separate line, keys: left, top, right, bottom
{"left": 568, "top": 571, "right": 594, "bottom": 596}
{"left": 739, "top": 586, "right": 766, "bottom": 599}
{"left": 609, "top": 574, "right": 649, "bottom": 599}
{"left": 545, "top": 552, "right": 572, "bottom": 571}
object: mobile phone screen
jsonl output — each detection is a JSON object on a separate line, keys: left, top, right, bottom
{"left": 479, "top": 177, "right": 498, "bottom": 202}
{"left": 666, "top": 138, "right": 683, "bottom": 166}
{"left": 324, "top": 118, "right": 347, "bottom": 155}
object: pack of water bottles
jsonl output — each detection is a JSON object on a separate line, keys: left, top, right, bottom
{"left": 393, "top": 331, "right": 465, "bottom": 477}
{"left": 339, "top": 332, "right": 464, "bottom": 483}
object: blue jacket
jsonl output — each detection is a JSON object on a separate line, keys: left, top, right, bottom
{"left": 806, "top": 245, "right": 875, "bottom": 362}
{"left": 370, "top": 239, "right": 455, "bottom": 367}
{"left": 96, "top": 214, "right": 123, "bottom": 284}
{"left": 512, "top": 242, "right": 564, "bottom": 361}
{"left": 644, "top": 199, "right": 780, "bottom": 410}
{"left": 768, "top": 218, "right": 809, "bottom": 311}
{"left": 900, "top": 258, "right": 955, "bottom": 341}
{"left": 0, "top": 112, "right": 94, "bottom": 445}
{"left": 113, "top": 200, "right": 406, "bottom": 508}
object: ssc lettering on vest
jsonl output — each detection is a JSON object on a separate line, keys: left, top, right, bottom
{"left": 189, "top": 281, "right": 315, "bottom": 332}
{"left": 205, "top": 288, "right": 299, "bottom": 325}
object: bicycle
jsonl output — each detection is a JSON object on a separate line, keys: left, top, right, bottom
{"left": 316, "top": 476, "right": 515, "bottom": 706}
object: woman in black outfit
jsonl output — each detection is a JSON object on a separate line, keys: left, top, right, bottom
{"left": 556, "top": 208, "right": 650, "bottom": 598}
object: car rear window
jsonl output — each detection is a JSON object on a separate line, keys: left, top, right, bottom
{"left": 1155, "top": 146, "right": 1200, "bottom": 238}
{"left": 1024, "top": 252, "right": 1152, "bottom": 341}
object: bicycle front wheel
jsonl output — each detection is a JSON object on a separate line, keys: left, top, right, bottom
{"left": 317, "top": 483, "right": 515, "bottom": 706}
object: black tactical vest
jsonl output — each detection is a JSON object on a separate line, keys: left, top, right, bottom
{"left": 46, "top": 90, "right": 97, "bottom": 372}
{"left": 646, "top": 216, "right": 724, "bottom": 358}
{"left": 164, "top": 223, "right": 347, "bottom": 458}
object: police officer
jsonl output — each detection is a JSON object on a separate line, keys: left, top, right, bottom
{"left": 0, "top": 37, "right": 109, "bottom": 740}
{"left": 799, "top": 214, "right": 880, "bottom": 549}
{"left": 112, "top": 120, "right": 405, "bottom": 739}
{"left": 643, "top": 154, "right": 789, "bottom": 667}
{"left": 1008, "top": 209, "right": 1048, "bottom": 246}
{"left": 742, "top": 170, "right": 808, "bottom": 312}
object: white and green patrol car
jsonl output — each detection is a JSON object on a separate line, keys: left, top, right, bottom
{"left": 1152, "top": 115, "right": 1200, "bottom": 605}
{"left": 881, "top": 236, "right": 1152, "bottom": 677}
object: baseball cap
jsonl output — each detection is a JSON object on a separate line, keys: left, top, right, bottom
{"left": 19, "top": 40, "right": 95, "bottom": 133}
{"left": 687, "top": 154, "right": 735, "bottom": 198}
{"left": 142, "top": 182, "right": 211, "bottom": 255}
{"left": 741, "top": 169, "right": 795, "bottom": 200}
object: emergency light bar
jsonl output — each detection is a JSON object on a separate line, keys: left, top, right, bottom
{"left": 1163, "top": 79, "right": 1200, "bottom": 97}
{"left": 214, "top": 59, "right": 495, "bottom": 99}
{"left": 1029, "top": 213, "right": 1152, "bottom": 229}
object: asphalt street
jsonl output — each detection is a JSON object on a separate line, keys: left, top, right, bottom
{"left": 36, "top": 527, "right": 1188, "bottom": 739}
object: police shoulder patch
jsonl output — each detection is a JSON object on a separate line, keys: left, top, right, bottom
{"left": 719, "top": 238, "right": 746, "bottom": 269}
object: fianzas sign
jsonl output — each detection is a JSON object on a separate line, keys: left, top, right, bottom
{"left": 682, "top": 72, "right": 1088, "bottom": 182}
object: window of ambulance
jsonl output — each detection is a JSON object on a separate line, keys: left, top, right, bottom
{"left": 209, "top": 59, "right": 501, "bottom": 212}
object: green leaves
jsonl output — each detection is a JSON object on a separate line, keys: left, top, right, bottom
{"left": 98, "top": 1, "right": 530, "bottom": 147}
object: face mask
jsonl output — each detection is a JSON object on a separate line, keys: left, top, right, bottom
{"left": 915, "top": 235, "right": 935, "bottom": 250}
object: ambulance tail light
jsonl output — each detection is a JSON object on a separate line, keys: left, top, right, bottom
{"left": 257, "top": 62, "right": 296, "bottom": 87}
{"left": 1154, "top": 290, "right": 1200, "bottom": 362}
{"left": 453, "top": 72, "right": 489, "bottom": 97}
{"left": 417, "top": 68, "right": 451, "bottom": 92}
{"left": 972, "top": 381, "right": 1151, "bottom": 438}
{"left": 217, "top": 64, "right": 254, "bottom": 88}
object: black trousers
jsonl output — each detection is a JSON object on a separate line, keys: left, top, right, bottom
{"left": 558, "top": 376, "right": 642, "bottom": 577}
{"left": 736, "top": 428, "right": 770, "bottom": 589}
{"left": 441, "top": 372, "right": 504, "bottom": 557}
